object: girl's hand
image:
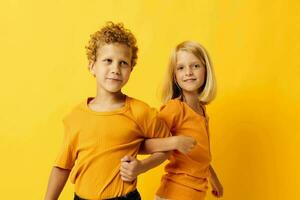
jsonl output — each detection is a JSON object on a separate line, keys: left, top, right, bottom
{"left": 174, "top": 135, "right": 197, "bottom": 154}
{"left": 120, "top": 156, "right": 143, "bottom": 182}
{"left": 210, "top": 175, "right": 223, "bottom": 198}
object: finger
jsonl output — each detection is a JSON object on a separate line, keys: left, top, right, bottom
{"left": 120, "top": 166, "right": 132, "bottom": 175}
{"left": 125, "top": 162, "right": 136, "bottom": 169}
{"left": 180, "top": 150, "right": 186, "bottom": 154}
{"left": 183, "top": 150, "right": 189, "bottom": 154}
{"left": 121, "top": 155, "right": 130, "bottom": 162}
{"left": 126, "top": 155, "right": 135, "bottom": 162}
{"left": 219, "top": 190, "right": 223, "bottom": 197}
{"left": 216, "top": 190, "right": 221, "bottom": 198}
{"left": 120, "top": 171, "right": 133, "bottom": 179}
{"left": 212, "top": 190, "right": 218, "bottom": 197}
{"left": 123, "top": 164, "right": 136, "bottom": 172}
{"left": 120, "top": 166, "right": 133, "bottom": 175}
{"left": 120, "top": 161, "right": 131, "bottom": 169}
{"left": 120, "top": 175, "right": 133, "bottom": 182}
{"left": 120, "top": 172, "right": 135, "bottom": 182}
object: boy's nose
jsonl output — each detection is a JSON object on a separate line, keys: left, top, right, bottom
{"left": 111, "top": 63, "right": 121, "bottom": 74}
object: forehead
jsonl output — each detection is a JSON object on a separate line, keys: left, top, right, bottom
{"left": 97, "top": 43, "right": 132, "bottom": 59}
{"left": 176, "top": 50, "right": 201, "bottom": 64}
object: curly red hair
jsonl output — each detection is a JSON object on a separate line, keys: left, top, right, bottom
{"left": 85, "top": 22, "right": 138, "bottom": 67}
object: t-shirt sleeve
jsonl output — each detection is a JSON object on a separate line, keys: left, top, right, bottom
{"left": 158, "top": 100, "right": 182, "bottom": 131}
{"left": 139, "top": 107, "right": 171, "bottom": 138}
{"left": 54, "top": 119, "right": 77, "bottom": 170}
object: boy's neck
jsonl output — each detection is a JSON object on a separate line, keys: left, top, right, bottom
{"left": 89, "top": 88, "right": 126, "bottom": 110}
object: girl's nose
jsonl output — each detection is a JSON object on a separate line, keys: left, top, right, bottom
{"left": 185, "top": 67, "right": 193, "bottom": 76}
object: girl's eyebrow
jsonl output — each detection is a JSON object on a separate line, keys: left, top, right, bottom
{"left": 189, "top": 61, "right": 202, "bottom": 65}
{"left": 177, "top": 61, "right": 202, "bottom": 66}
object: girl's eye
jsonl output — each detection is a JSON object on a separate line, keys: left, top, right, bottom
{"left": 177, "top": 66, "right": 184, "bottom": 70}
{"left": 194, "top": 64, "right": 200, "bottom": 68}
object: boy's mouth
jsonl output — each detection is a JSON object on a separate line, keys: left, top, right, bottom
{"left": 106, "top": 77, "right": 122, "bottom": 82}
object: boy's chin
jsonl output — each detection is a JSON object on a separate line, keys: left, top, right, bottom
{"left": 98, "top": 82, "right": 127, "bottom": 94}
{"left": 103, "top": 87, "right": 123, "bottom": 94}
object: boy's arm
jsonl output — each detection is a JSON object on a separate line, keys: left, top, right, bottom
{"left": 139, "top": 135, "right": 196, "bottom": 154}
{"left": 209, "top": 165, "right": 224, "bottom": 198}
{"left": 120, "top": 152, "right": 171, "bottom": 182}
{"left": 44, "top": 167, "right": 71, "bottom": 200}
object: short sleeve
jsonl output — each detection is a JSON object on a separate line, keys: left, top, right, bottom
{"left": 158, "top": 100, "right": 182, "bottom": 131}
{"left": 139, "top": 107, "right": 171, "bottom": 139}
{"left": 54, "top": 119, "right": 77, "bottom": 170}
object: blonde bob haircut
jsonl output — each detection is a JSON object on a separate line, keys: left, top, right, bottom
{"left": 161, "top": 41, "right": 217, "bottom": 104}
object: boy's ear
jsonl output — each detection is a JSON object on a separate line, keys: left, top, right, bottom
{"left": 88, "top": 61, "right": 95, "bottom": 76}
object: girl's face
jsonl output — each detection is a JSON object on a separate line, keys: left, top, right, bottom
{"left": 175, "top": 50, "right": 206, "bottom": 94}
{"left": 90, "top": 43, "right": 132, "bottom": 94}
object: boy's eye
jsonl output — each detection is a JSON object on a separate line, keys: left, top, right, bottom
{"left": 120, "top": 61, "right": 128, "bottom": 66}
{"left": 103, "top": 59, "right": 112, "bottom": 63}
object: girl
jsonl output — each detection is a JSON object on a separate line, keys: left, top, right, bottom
{"left": 121, "top": 41, "right": 223, "bottom": 200}
{"left": 157, "top": 40, "right": 223, "bottom": 199}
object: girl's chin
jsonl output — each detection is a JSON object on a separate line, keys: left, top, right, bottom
{"left": 182, "top": 89, "right": 199, "bottom": 94}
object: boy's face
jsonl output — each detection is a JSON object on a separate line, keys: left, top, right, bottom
{"left": 90, "top": 43, "right": 133, "bottom": 94}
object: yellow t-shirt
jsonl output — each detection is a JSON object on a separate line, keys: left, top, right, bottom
{"left": 54, "top": 96, "right": 171, "bottom": 199}
{"left": 156, "top": 99, "right": 212, "bottom": 199}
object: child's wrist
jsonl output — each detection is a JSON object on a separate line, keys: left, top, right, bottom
{"left": 139, "top": 160, "right": 148, "bottom": 174}
{"left": 171, "top": 136, "right": 180, "bottom": 150}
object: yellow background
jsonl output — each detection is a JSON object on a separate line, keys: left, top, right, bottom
{"left": 0, "top": 0, "right": 299, "bottom": 199}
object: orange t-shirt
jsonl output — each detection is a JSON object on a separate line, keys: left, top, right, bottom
{"left": 54, "top": 96, "right": 170, "bottom": 199}
{"left": 156, "top": 99, "right": 212, "bottom": 198}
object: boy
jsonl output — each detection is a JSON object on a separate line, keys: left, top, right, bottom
{"left": 44, "top": 22, "right": 175, "bottom": 200}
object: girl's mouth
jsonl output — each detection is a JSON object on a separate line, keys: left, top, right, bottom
{"left": 183, "top": 78, "right": 196, "bottom": 82}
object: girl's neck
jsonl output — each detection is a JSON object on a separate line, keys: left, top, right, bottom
{"left": 182, "top": 91, "right": 198, "bottom": 106}
{"left": 182, "top": 91, "right": 203, "bottom": 114}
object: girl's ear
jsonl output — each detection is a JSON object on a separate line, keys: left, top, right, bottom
{"left": 88, "top": 61, "right": 95, "bottom": 76}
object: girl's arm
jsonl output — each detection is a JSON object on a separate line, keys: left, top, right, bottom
{"left": 209, "top": 165, "right": 223, "bottom": 198}
{"left": 139, "top": 135, "right": 196, "bottom": 154}
{"left": 44, "top": 167, "right": 70, "bottom": 200}
{"left": 120, "top": 152, "right": 171, "bottom": 182}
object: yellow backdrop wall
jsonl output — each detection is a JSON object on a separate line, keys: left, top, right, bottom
{"left": 0, "top": 0, "right": 299, "bottom": 199}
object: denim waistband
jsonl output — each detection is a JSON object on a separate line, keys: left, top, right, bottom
{"left": 74, "top": 189, "right": 141, "bottom": 200}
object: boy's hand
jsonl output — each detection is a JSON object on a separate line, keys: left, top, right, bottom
{"left": 210, "top": 173, "right": 224, "bottom": 198}
{"left": 174, "top": 135, "right": 197, "bottom": 154}
{"left": 120, "top": 156, "right": 144, "bottom": 182}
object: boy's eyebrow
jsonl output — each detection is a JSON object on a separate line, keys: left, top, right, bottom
{"left": 117, "top": 59, "right": 128, "bottom": 64}
{"left": 119, "top": 56, "right": 131, "bottom": 62}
